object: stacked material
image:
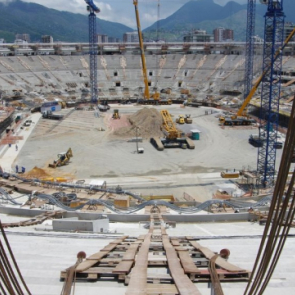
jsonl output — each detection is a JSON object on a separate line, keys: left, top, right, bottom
{"left": 114, "top": 107, "right": 163, "bottom": 138}
{"left": 24, "top": 166, "right": 50, "bottom": 178}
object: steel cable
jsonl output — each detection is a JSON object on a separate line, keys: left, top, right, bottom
{"left": 244, "top": 95, "right": 295, "bottom": 294}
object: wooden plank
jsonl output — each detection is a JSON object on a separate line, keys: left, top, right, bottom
{"left": 101, "top": 243, "right": 118, "bottom": 252}
{"left": 162, "top": 236, "right": 202, "bottom": 295}
{"left": 112, "top": 260, "right": 134, "bottom": 274}
{"left": 76, "top": 237, "right": 128, "bottom": 272}
{"left": 190, "top": 241, "right": 246, "bottom": 272}
{"left": 85, "top": 267, "right": 114, "bottom": 274}
{"left": 170, "top": 239, "right": 180, "bottom": 247}
{"left": 146, "top": 283, "right": 178, "bottom": 294}
{"left": 122, "top": 245, "right": 139, "bottom": 260}
{"left": 125, "top": 233, "right": 151, "bottom": 295}
{"left": 178, "top": 250, "right": 201, "bottom": 274}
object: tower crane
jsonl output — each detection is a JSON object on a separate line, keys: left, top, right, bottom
{"left": 85, "top": 0, "right": 100, "bottom": 103}
{"left": 133, "top": 0, "right": 171, "bottom": 105}
{"left": 244, "top": 0, "right": 256, "bottom": 100}
{"left": 258, "top": 0, "right": 285, "bottom": 187}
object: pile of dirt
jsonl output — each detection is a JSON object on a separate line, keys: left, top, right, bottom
{"left": 24, "top": 166, "right": 51, "bottom": 178}
{"left": 113, "top": 108, "right": 163, "bottom": 138}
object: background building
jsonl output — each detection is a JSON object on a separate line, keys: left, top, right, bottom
{"left": 213, "top": 28, "right": 234, "bottom": 42}
{"left": 123, "top": 32, "right": 140, "bottom": 43}
{"left": 42, "top": 35, "right": 53, "bottom": 43}
{"left": 108, "top": 37, "right": 120, "bottom": 43}
{"left": 97, "top": 34, "right": 108, "bottom": 43}
{"left": 15, "top": 33, "right": 30, "bottom": 43}
{"left": 183, "top": 30, "right": 213, "bottom": 42}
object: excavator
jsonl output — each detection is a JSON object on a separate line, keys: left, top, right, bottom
{"left": 150, "top": 110, "right": 195, "bottom": 151}
{"left": 48, "top": 148, "right": 73, "bottom": 168}
{"left": 219, "top": 24, "right": 295, "bottom": 126}
{"left": 133, "top": 0, "right": 171, "bottom": 105}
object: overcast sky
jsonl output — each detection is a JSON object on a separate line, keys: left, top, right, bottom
{"left": 1, "top": 0, "right": 248, "bottom": 29}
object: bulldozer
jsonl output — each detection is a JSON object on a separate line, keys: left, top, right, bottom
{"left": 48, "top": 148, "right": 73, "bottom": 168}
{"left": 112, "top": 109, "right": 120, "bottom": 119}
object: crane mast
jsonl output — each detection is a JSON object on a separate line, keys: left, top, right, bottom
{"left": 85, "top": 0, "right": 100, "bottom": 103}
{"left": 133, "top": 0, "right": 150, "bottom": 100}
{"left": 244, "top": 0, "right": 256, "bottom": 100}
{"left": 258, "top": 0, "right": 285, "bottom": 187}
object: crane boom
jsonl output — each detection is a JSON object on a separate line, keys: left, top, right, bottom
{"left": 236, "top": 25, "right": 295, "bottom": 117}
{"left": 85, "top": 0, "right": 100, "bottom": 13}
{"left": 133, "top": 0, "right": 150, "bottom": 100}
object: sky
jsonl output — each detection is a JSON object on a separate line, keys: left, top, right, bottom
{"left": 0, "top": 0, "right": 248, "bottom": 29}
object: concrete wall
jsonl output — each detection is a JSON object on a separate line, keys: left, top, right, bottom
{"left": 52, "top": 217, "right": 109, "bottom": 233}
{"left": 0, "top": 206, "right": 257, "bottom": 223}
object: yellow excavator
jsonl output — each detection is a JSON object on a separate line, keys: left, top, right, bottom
{"left": 112, "top": 109, "right": 120, "bottom": 119}
{"left": 151, "top": 110, "right": 195, "bottom": 151}
{"left": 133, "top": 0, "right": 171, "bottom": 105}
{"left": 48, "top": 148, "right": 73, "bottom": 168}
{"left": 219, "top": 25, "right": 295, "bottom": 126}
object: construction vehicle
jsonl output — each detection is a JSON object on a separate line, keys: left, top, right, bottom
{"left": 48, "top": 148, "right": 73, "bottom": 168}
{"left": 58, "top": 101, "right": 66, "bottom": 109}
{"left": 248, "top": 134, "right": 282, "bottom": 149}
{"left": 133, "top": 0, "right": 172, "bottom": 105}
{"left": 176, "top": 114, "right": 192, "bottom": 124}
{"left": 219, "top": 24, "right": 295, "bottom": 126}
{"left": 150, "top": 110, "right": 195, "bottom": 151}
{"left": 185, "top": 114, "right": 193, "bottom": 124}
{"left": 176, "top": 115, "right": 185, "bottom": 124}
{"left": 42, "top": 110, "right": 64, "bottom": 120}
{"left": 112, "top": 109, "right": 120, "bottom": 119}
{"left": 98, "top": 100, "right": 110, "bottom": 112}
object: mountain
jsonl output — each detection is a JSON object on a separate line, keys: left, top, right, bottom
{"left": 0, "top": 0, "right": 132, "bottom": 42}
{"left": 1, "top": 0, "right": 295, "bottom": 43}
{"left": 144, "top": 0, "right": 295, "bottom": 42}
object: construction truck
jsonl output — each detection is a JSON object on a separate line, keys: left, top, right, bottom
{"left": 48, "top": 148, "right": 73, "bottom": 168}
{"left": 133, "top": 0, "right": 172, "bottom": 106}
{"left": 112, "top": 109, "right": 120, "bottom": 119}
{"left": 150, "top": 110, "right": 195, "bottom": 151}
{"left": 42, "top": 110, "right": 64, "bottom": 120}
{"left": 219, "top": 25, "right": 295, "bottom": 126}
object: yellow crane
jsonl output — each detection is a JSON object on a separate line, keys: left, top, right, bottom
{"left": 151, "top": 110, "right": 195, "bottom": 150}
{"left": 220, "top": 25, "right": 295, "bottom": 126}
{"left": 133, "top": 0, "right": 171, "bottom": 105}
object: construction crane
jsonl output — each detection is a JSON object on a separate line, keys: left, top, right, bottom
{"left": 219, "top": 23, "right": 295, "bottom": 126}
{"left": 85, "top": 0, "right": 100, "bottom": 103}
{"left": 257, "top": 0, "right": 285, "bottom": 187}
{"left": 133, "top": 0, "right": 171, "bottom": 105}
{"left": 244, "top": 0, "right": 256, "bottom": 101}
{"left": 150, "top": 110, "right": 195, "bottom": 151}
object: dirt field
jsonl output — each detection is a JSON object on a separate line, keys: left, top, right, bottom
{"left": 14, "top": 104, "right": 285, "bottom": 201}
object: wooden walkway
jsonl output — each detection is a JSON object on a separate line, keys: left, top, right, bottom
{"left": 60, "top": 207, "right": 251, "bottom": 295}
